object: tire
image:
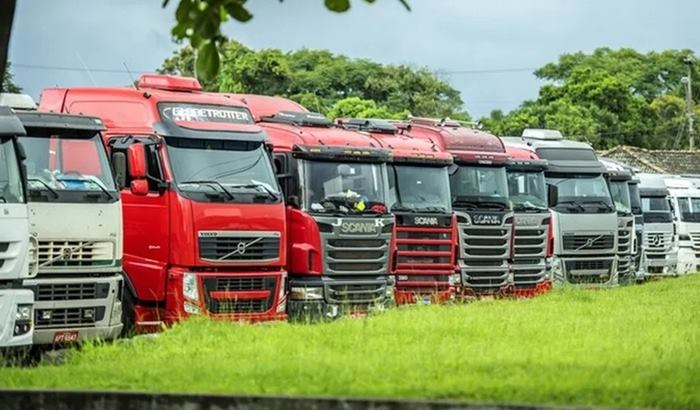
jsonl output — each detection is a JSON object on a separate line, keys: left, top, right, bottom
{"left": 120, "top": 287, "right": 137, "bottom": 337}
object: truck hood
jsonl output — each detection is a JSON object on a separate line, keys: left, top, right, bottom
{"left": 552, "top": 211, "right": 617, "bottom": 255}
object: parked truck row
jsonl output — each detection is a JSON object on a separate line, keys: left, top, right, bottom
{"left": 0, "top": 73, "right": 693, "bottom": 351}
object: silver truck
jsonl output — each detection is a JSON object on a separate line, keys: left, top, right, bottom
{"left": 637, "top": 173, "right": 678, "bottom": 277}
{"left": 521, "top": 129, "right": 618, "bottom": 287}
{"left": 0, "top": 105, "right": 36, "bottom": 349}
{"left": 600, "top": 159, "right": 635, "bottom": 283}
{"left": 8, "top": 95, "right": 123, "bottom": 345}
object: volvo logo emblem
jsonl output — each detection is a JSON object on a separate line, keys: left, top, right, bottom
{"left": 61, "top": 247, "right": 73, "bottom": 259}
{"left": 576, "top": 234, "right": 604, "bottom": 251}
{"left": 236, "top": 242, "right": 247, "bottom": 254}
{"left": 218, "top": 237, "right": 263, "bottom": 260}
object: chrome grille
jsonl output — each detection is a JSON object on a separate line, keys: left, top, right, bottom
{"left": 326, "top": 283, "right": 387, "bottom": 304}
{"left": 324, "top": 238, "right": 389, "bottom": 275}
{"left": 202, "top": 276, "right": 276, "bottom": 314}
{"left": 562, "top": 234, "right": 615, "bottom": 251}
{"left": 35, "top": 282, "right": 110, "bottom": 301}
{"left": 199, "top": 231, "right": 280, "bottom": 262}
{"left": 35, "top": 307, "right": 106, "bottom": 328}
{"left": 563, "top": 258, "right": 614, "bottom": 284}
{"left": 644, "top": 232, "right": 673, "bottom": 253}
{"left": 394, "top": 223, "right": 454, "bottom": 276}
{"left": 512, "top": 221, "right": 547, "bottom": 288}
{"left": 457, "top": 211, "right": 513, "bottom": 292}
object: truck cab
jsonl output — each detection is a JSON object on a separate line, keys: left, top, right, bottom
{"left": 501, "top": 141, "right": 552, "bottom": 297}
{"left": 39, "top": 75, "right": 288, "bottom": 330}
{"left": 6, "top": 94, "right": 124, "bottom": 345}
{"left": 637, "top": 173, "right": 678, "bottom": 277}
{"left": 403, "top": 118, "right": 513, "bottom": 297}
{"left": 664, "top": 177, "right": 700, "bottom": 274}
{"left": 233, "top": 95, "right": 395, "bottom": 320}
{"left": 338, "top": 118, "right": 458, "bottom": 304}
{"left": 0, "top": 105, "right": 35, "bottom": 349}
{"left": 521, "top": 129, "right": 618, "bottom": 287}
{"left": 600, "top": 159, "right": 635, "bottom": 283}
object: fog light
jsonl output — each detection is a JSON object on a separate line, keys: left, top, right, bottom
{"left": 290, "top": 286, "right": 323, "bottom": 301}
{"left": 184, "top": 302, "right": 200, "bottom": 314}
{"left": 325, "top": 304, "right": 339, "bottom": 318}
{"left": 183, "top": 272, "right": 199, "bottom": 302}
{"left": 83, "top": 308, "right": 95, "bottom": 319}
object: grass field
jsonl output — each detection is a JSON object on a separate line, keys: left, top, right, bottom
{"left": 2, "top": 276, "right": 699, "bottom": 410}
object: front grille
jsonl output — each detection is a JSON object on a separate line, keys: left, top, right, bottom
{"left": 644, "top": 232, "right": 673, "bottom": 252}
{"left": 326, "top": 283, "right": 386, "bottom": 304}
{"left": 617, "top": 228, "right": 632, "bottom": 254}
{"left": 562, "top": 234, "right": 615, "bottom": 251}
{"left": 199, "top": 233, "right": 280, "bottom": 262}
{"left": 461, "top": 226, "right": 510, "bottom": 258}
{"left": 395, "top": 224, "right": 453, "bottom": 274}
{"left": 38, "top": 240, "right": 100, "bottom": 267}
{"left": 688, "top": 232, "right": 700, "bottom": 250}
{"left": 564, "top": 259, "right": 613, "bottom": 284}
{"left": 458, "top": 215, "right": 512, "bottom": 292}
{"left": 324, "top": 238, "right": 389, "bottom": 275}
{"left": 35, "top": 282, "right": 110, "bottom": 301}
{"left": 512, "top": 223, "right": 547, "bottom": 288}
{"left": 203, "top": 276, "right": 276, "bottom": 314}
{"left": 35, "top": 307, "right": 106, "bottom": 328}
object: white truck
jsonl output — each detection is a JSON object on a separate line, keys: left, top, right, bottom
{"left": 599, "top": 159, "right": 635, "bottom": 283}
{"left": 0, "top": 105, "right": 36, "bottom": 349}
{"left": 637, "top": 173, "right": 678, "bottom": 277}
{"left": 520, "top": 129, "right": 619, "bottom": 287}
{"left": 6, "top": 94, "right": 124, "bottom": 345}
{"left": 664, "top": 177, "right": 700, "bottom": 274}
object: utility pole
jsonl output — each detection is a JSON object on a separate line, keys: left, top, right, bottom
{"left": 683, "top": 56, "right": 695, "bottom": 150}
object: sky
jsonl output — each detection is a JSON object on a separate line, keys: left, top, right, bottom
{"left": 8, "top": 0, "right": 700, "bottom": 118}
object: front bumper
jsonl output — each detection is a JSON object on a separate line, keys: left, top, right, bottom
{"left": 553, "top": 255, "right": 618, "bottom": 287}
{"left": 287, "top": 276, "right": 393, "bottom": 321}
{"left": 24, "top": 274, "right": 123, "bottom": 345}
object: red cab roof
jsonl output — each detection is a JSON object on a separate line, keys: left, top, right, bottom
{"left": 227, "top": 94, "right": 308, "bottom": 121}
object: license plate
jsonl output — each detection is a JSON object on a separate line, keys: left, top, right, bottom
{"left": 350, "top": 311, "right": 367, "bottom": 319}
{"left": 420, "top": 295, "right": 432, "bottom": 304}
{"left": 53, "top": 331, "right": 79, "bottom": 344}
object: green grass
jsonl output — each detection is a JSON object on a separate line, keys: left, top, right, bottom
{"left": 2, "top": 276, "right": 699, "bottom": 410}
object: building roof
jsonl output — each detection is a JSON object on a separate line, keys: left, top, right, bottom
{"left": 600, "top": 145, "right": 700, "bottom": 175}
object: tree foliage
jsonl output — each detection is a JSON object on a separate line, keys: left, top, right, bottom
{"left": 2, "top": 62, "right": 21, "bottom": 93}
{"left": 163, "top": 0, "right": 410, "bottom": 81}
{"left": 480, "top": 48, "right": 699, "bottom": 149}
{"left": 159, "top": 39, "right": 467, "bottom": 119}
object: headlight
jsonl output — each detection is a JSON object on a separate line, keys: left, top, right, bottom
{"left": 289, "top": 286, "right": 323, "bottom": 301}
{"left": 15, "top": 304, "right": 32, "bottom": 322}
{"left": 183, "top": 272, "right": 199, "bottom": 302}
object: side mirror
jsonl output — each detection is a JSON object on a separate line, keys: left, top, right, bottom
{"left": 130, "top": 179, "right": 149, "bottom": 196}
{"left": 128, "top": 144, "right": 147, "bottom": 179}
{"left": 547, "top": 184, "right": 558, "bottom": 208}
{"left": 287, "top": 195, "right": 300, "bottom": 208}
{"left": 112, "top": 152, "right": 127, "bottom": 190}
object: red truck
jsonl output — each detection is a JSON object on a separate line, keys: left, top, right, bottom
{"left": 231, "top": 94, "right": 395, "bottom": 320}
{"left": 401, "top": 118, "right": 514, "bottom": 298}
{"left": 503, "top": 143, "right": 553, "bottom": 297}
{"left": 337, "top": 119, "right": 458, "bottom": 304}
{"left": 39, "top": 74, "right": 288, "bottom": 330}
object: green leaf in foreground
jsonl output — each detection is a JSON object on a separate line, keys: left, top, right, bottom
{"left": 196, "top": 41, "right": 220, "bottom": 81}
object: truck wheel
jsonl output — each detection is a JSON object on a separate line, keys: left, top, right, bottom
{"left": 121, "top": 289, "right": 137, "bottom": 337}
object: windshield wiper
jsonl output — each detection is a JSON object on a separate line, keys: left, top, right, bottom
{"left": 57, "top": 176, "right": 114, "bottom": 200}
{"left": 583, "top": 200, "right": 614, "bottom": 212}
{"left": 180, "top": 180, "right": 234, "bottom": 200}
{"left": 556, "top": 200, "right": 586, "bottom": 212}
{"left": 27, "top": 178, "right": 59, "bottom": 199}
{"left": 228, "top": 183, "right": 280, "bottom": 201}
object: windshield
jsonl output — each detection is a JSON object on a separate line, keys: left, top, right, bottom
{"left": 642, "top": 196, "right": 670, "bottom": 212}
{"left": 302, "top": 159, "right": 388, "bottom": 214}
{"left": 166, "top": 137, "right": 280, "bottom": 203}
{"left": 547, "top": 174, "right": 614, "bottom": 213}
{"left": 21, "top": 132, "right": 117, "bottom": 203}
{"left": 507, "top": 170, "right": 547, "bottom": 212}
{"left": 450, "top": 165, "right": 509, "bottom": 209}
{"left": 389, "top": 165, "right": 451, "bottom": 213}
{"left": 629, "top": 183, "right": 642, "bottom": 215}
{"left": 0, "top": 138, "right": 24, "bottom": 204}
{"left": 676, "top": 197, "right": 700, "bottom": 222}
{"left": 610, "top": 181, "right": 632, "bottom": 215}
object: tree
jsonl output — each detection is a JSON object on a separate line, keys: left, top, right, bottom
{"left": 2, "top": 62, "right": 21, "bottom": 93}
{"left": 159, "top": 39, "right": 468, "bottom": 119}
{"left": 327, "top": 97, "right": 409, "bottom": 120}
{"left": 163, "top": 0, "right": 411, "bottom": 81}
{"left": 481, "top": 48, "right": 699, "bottom": 149}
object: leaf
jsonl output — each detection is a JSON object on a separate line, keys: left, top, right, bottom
{"left": 325, "top": 0, "right": 350, "bottom": 13}
{"left": 193, "top": 6, "right": 221, "bottom": 39}
{"left": 196, "top": 41, "right": 220, "bottom": 81}
{"left": 224, "top": 1, "right": 253, "bottom": 22}
{"left": 175, "top": 0, "right": 193, "bottom": 23}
